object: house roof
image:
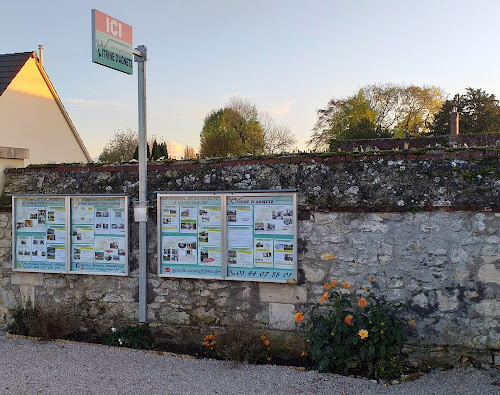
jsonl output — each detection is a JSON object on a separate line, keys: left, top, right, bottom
{"left": 0, "top": 52, "right": 34, "bottom": 97}
{"left": 0, "top": 50, "right": 92, "bottom": 162}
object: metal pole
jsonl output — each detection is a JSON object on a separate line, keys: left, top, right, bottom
{"left": 135, "top": 45, "right": 148, "bottom": 323}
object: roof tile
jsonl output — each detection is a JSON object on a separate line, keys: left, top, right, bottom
{"left": 0, "top": 52, "right": 35, "bottom": 97}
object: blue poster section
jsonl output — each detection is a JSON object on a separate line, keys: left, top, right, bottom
{"left": 70, "top": 197, "right": 127, "bottom": 274}
{"left": 159, "top": 195, "right": 223, "bottom": 278}
{"left": 226, "top": 194, "right": 296, "bottom": 283}
{"left": 14, "top": 197, "right": 67, "bottom": 272}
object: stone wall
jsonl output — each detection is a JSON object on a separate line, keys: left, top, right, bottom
{"left": 1, "top": 150, "right": 500, "bottom": 367}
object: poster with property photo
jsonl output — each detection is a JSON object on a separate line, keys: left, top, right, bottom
{"left": 14, "top": 196, "right": 67, "bottom": 272}
{"left": 159, "top": 195, "right": 223, "bottom": 278}
{"left": 70, "top": 196, "right": 128, "bottom": 274}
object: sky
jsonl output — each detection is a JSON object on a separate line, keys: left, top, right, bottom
{"left": 2, "top": 1, "right": 500, "bottom": 159}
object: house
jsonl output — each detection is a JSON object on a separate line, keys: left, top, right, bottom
{"left": 0, "top": 48, "right": 91, "bottom": 166}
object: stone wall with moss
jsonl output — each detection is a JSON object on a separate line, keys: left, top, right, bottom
{"left": 1, "top": 149, "right": 500, "bottom": 367}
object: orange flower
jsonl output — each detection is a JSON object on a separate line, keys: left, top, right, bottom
{"left": 319, "top": 292, "right": 329, "bottom": 304}
{"left": 331, "top": 280, "right": 337, "bottom": 287}
{"left": 358, "top": 329, "right": 369, "bottom": 339}
{"left": 343, "top": 282, "right": 350, "bottom": 289}
{"left": 409, "top": 319, "right": 416, "bottom": 326}
{"left": 264, "top": 340, "right": 270, "bottom": 346}
{"left": 358, "top": 298, "right": 367, "bottom": 307}
{"left": 380, "top": 330, "right": 384, "bottom": 335}
{"left": 370, "top": 276, "right": 375, "bottom": 282}
{"left": 294, "top": 312, "right": 304, "bottom": 323}
{"left": 261, "top": 335, "right": 266, "bottom": 340}
{"left": 324, "top": 283, "right": 331, "bottom": 290}
{"left": 344, "top": 314, "right": 353, "bottom": 326}
{"left": 267, "top": 357, "right": 271, "bottom": 361}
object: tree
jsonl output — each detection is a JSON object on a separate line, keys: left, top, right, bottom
{"left": 99, "top": 129, "right": 138, "bottom": 163}
{"left": 200, "top": 98, "right": 265, "bottom": 158}
{"left": 432, "top": 88, "right": 500, "bottom": 135}
{"left": 200, "top": 97, "right": 297, "bottom": 158}
{"left": 259, "top": 112, "right": 297, "bottom": 154}
{"left": 200, "top": 109, "right": 244, "bottom": 157}
{"left": 309, "top": 84, "right": 445, "bottom": 150}
{"left": 183, "top": 146, "right": 197, "bottom": 159}
{"left": 133, "top": 138, "right": 168, "bottom": 160}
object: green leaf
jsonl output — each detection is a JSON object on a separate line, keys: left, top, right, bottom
{"left": 347, "top": 360, "right": 358, "bottom": 369}
{"left": 368, "top": 345, "right": 375, "bottom": 356}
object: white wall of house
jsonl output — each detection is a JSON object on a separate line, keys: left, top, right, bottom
{"left": 0, "top": 56, "right": 89, "bottom": 165}
{"left": 0, "top": 146, "right": 28, "bottom": 194}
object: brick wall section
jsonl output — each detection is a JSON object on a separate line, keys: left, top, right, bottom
{"left": 5, "top": 149, "right": 500, "bottom": 210}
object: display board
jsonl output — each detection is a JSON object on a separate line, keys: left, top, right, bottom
{"left": 157, "top": 191, "right": 297, "bottom": 283}
{"left": 12, "top": 195, "right": 129, "bottom": 275}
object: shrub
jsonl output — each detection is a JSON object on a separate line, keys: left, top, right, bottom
{"left": 202, "top": 321, "right": 271, "bottom": 364}
{"left": 103, "top": 324, "right": 155, "bottom": 350}
{"left": 295, "top": 279, "right": 409, "bottom": 378}
{"left": 8, "top": 300, "right": 77, "bottom": 340}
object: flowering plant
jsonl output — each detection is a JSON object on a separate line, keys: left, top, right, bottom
{"left": 103, "top": 324, "right": 155, "bottom": 350}
{"left": 295, "top": 278, "right": 407, "bottom": 378}
{"left": 202, "top": 321, "right": 271, "bottom": 364}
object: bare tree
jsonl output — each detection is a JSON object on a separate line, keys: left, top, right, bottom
{"left": 260, "top": 112, "right": 297, "bottom": 154}
{"left": 98, "top": 129, "right": 138, "bottom": 163}
{"left": 183, "top": 146, "right": 197, "bottom": 159}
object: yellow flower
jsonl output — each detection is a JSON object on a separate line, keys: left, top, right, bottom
{"left": 331, "top": 280, "right": 337, "bottom": 287}
{"left": 264, "top": 340, "right": 270, "bottom": 346}
{"left": 324, "top": 283, "right": 331, "bottom": 290}
{"left": 294, "top": 312, "right": 304, "bottom": 323}
{"left": 409, "top": 319, "right": 416, "bottom": 326}
{"left": 358, "top": 298, "right": 367, "bottom": 307}
{"left": 344, "top": 315, "right": 353, "bottom": 326}
{"left": 343, "top": 282, "right": 350, "bottom": 289}
{"left": 358, "top": 329, "right": 369, "bottom": 339}
{"left": 364, "top": 288, "right": 367, "bottom": 292}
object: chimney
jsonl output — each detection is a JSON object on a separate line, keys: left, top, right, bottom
{"left": 38, "top": 45, "right": 43, "bottom": 66}
{"left": 450, "top": 107, "right": 459, "bottom": 144}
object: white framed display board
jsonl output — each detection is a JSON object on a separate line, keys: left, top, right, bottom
{"left": 12, "top": 195, "right": 129, "bottom": 275}
{"left": 156, "top": 191, "right": 297, "bottom": 283}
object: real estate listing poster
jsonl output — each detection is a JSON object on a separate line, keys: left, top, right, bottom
{"left": 14, "top": 197, "right": 66, "bottom": 272}
{"left": 70, "top": 197, "right": 128, "bottom": 274}
{"left": 226, "top": 194, "right": 295, "bottom": 281}
{"left": 159, "top": 195, "right": 222, "bottom": 278}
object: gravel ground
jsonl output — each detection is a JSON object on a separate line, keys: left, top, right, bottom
{"left": 1, "top": 325, "right": 500, "bottom": 395}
